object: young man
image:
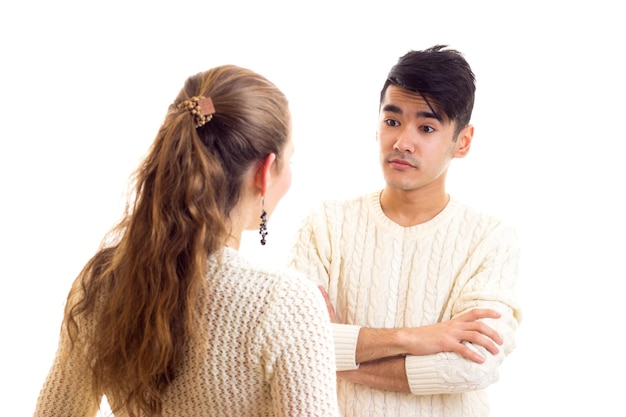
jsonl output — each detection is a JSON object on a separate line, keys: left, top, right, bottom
{"left": 288, "top": 45, "right": 521, "bottom": 417}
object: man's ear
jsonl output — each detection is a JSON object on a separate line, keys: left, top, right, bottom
{"left": 254, "top": 153, "right": 277, "bottom": 196}
{"left": 454, "top": 125, "right": 474, "bottom": 158}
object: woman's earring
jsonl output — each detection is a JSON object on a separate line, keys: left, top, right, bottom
{"left": 259, "top": 199, "right": 268, "bottom": 245}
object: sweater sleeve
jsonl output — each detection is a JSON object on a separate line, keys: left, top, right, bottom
{"left": 259, "top": 273, "right": 340, "bottom": 417}
{"left": 405, "top": 221, "right": 522, "bottom": 395}
{"left": 288, "top": 204, "right": 362, "bottom": 371}
{"left": 33, "top": 322, "right": 101, "bottom": 417}
{"left": 287, "top": 204, "right": 333, "bottom": 288}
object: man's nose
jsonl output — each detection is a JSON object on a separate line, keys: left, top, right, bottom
{"left": 393, "top": 128, "right": 416, "bottom": 153}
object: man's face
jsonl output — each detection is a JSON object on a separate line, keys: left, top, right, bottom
{"left": 377, "top": 85, "right": 471, "bottom": 194}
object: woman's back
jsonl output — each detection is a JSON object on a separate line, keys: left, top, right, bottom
{"left": 156, "top": 247, "right": 338, "bottom": 416}
{"left": 35, "top": 248, "right": 338, "bottom": 416}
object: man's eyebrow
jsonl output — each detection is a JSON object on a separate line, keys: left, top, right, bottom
{"left": 382, "top": 104, "right": 442, "bottom": 122}
{"left": 417, "top": 110, "right": 443, "bottom": 122}
{"left": 382, "top": 104, "right": 402, "bottom": 114}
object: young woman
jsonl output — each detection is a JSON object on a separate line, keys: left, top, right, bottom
{"left": 34, "top": 65, "right": 339, "bottom": 417}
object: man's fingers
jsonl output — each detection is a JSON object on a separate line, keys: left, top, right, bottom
{"left": 472, "top": 322, "right": 503, "bottom": 345}
{"left": 455, "top": 343, "right": 486, "bottom": 364}
{"left": 461, "top": 309, "right": 501, "bottom": 321}
{"left": 463, "top": 331, "right": 500, "bottom": 355}
{"left": 455, "top": 309, "right": 503, "bottom": 346}
{"left": 318, "top": 286, "right": 337, "bottom": 322}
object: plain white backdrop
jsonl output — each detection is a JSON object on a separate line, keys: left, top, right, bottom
{"left": 1, "top": 1, "right": 624, "bottom": 415}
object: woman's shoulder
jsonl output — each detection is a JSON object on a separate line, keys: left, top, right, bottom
{"left": 217, "top": 247, "right": 318, "bottom": 293}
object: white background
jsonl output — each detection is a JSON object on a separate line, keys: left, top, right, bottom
{"left": 1, "top": 1, "right": 625, "bottom": 415}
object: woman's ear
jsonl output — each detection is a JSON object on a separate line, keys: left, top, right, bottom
{"left": 254, "top": 153, "right": 277, "bottom": 196}
{"left": 454, "top": 125, "right": 474, "bottom": 158}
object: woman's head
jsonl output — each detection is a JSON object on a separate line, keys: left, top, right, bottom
{"left": 160, "top": 65, "right": 291, "bottom": 221}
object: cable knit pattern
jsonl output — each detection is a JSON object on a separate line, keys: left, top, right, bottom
{"left": 288, "top": 192, "right": 521, "bottom": 417}
{"left": 34, "top": 247, "right": 340, "bottom": 417}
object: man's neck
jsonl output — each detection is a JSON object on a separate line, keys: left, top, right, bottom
{"left": 379, "top": 187, "right": 450, "bottom": 227}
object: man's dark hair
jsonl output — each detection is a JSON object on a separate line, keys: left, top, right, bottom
{"left": 380, "top": 45, "right": 476, "bottom": 135}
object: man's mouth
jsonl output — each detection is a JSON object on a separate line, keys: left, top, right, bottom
{"left": 389, "top": 158, "right": 417, "bottom": 169}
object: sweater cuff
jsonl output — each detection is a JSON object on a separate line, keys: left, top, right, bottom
{"left": 405, "top": 354, "right": 442, "bottom": 395}
{"left": 332, "top": 323, "right": 361, "bottom": 371}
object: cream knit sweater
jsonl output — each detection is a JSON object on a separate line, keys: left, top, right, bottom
{"left": 288, "top": 191, "right": 522, "bottom": 417}
{"left": 34, "top": 247, "right": 340, "bottom": 417}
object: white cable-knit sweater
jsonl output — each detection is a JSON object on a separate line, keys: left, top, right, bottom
{"left": 288, "top": 192, "right": 522, "bottom": 417}
{"left": 34, "top": 247, "right": 340, "bottom": 417}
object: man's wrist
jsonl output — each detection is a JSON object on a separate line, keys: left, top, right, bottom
{"left": 356, "top": 327, "right": 408, "bottom": 363}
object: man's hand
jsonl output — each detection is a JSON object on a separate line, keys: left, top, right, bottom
{"left": 400, "top": 309, "right": 503, "bottom": 363}
{"left": 356, "top": 309, "right": 503, "bottom": 364}
{"left": 318, "top": 285, "right": 337, "bottom": 323}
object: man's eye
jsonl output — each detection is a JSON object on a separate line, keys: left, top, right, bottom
{"left": 421, "top": 126, "right": 435, "bottom": 133}
{"left": 385, "top": 119, "right": 400, "bottom": 127}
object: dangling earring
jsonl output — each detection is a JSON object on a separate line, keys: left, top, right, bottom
{"left": 259, "top": 198, "right": 268, "bottom": 245}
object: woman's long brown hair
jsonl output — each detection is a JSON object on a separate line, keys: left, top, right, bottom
{"left": 63, "top": 65, "right": 290, "bottom": 416}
